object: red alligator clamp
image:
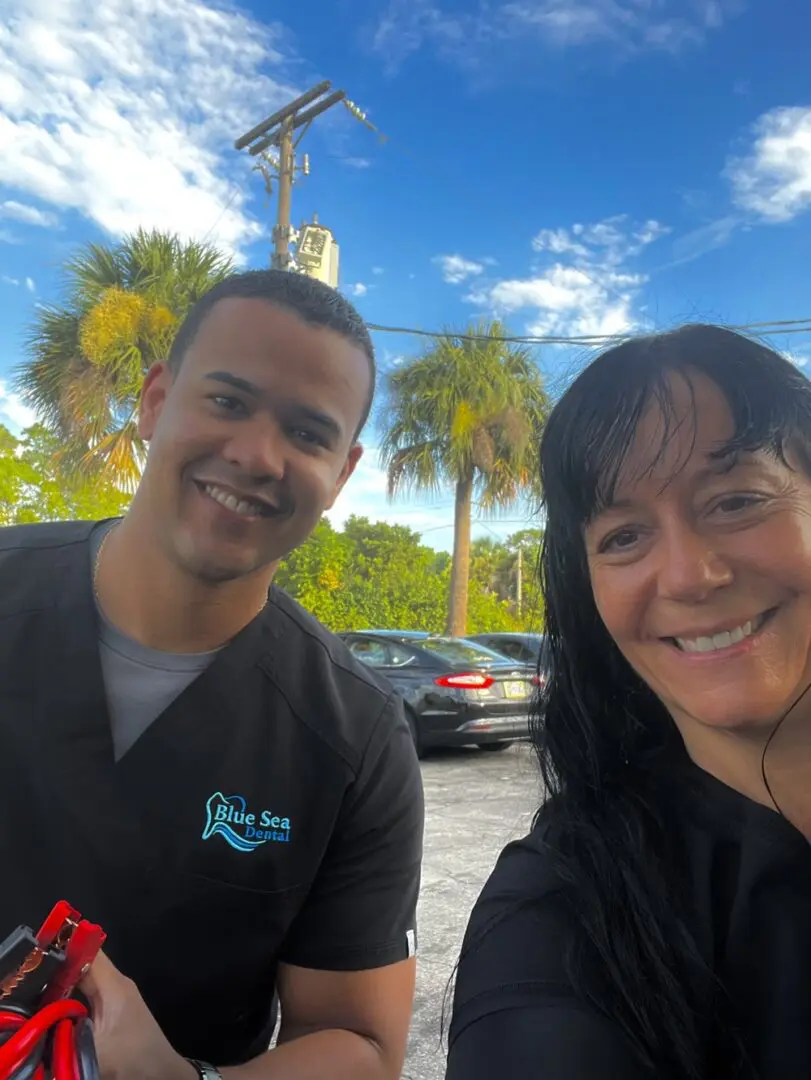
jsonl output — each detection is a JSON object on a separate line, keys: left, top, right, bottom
{"left": 0, "top": 901, "right": 106, "bottom": 1080}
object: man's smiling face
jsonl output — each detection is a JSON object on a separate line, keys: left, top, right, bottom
{"left": 136, "top": 297, "right": 370, "bottom": 584}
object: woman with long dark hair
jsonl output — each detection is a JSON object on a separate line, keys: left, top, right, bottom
{"left": 446, "top": 325, "right": 811, "bottom": 1080}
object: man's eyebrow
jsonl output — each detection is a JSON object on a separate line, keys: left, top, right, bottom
{"left": 203, "top": 371, "right": 343, "bottom": 437}
{"left": 291, "top": 404, "right": 343, "bottom": 438}
{"left": 203, "top": 371, "right": 262, "bottom": 396}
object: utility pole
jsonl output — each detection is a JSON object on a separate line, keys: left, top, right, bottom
{"left": 516, "top": 547, "right": 523, "bottom": 618}
{"left": 274, "top": 117, "right": 294, "bottom": 270}
{"left": 234, "top": 82, "right": 347, "bottom": 272}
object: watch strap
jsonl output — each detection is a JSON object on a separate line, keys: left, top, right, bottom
{"left": 187, "top": 1060, "right": 223, "bottom": 1080}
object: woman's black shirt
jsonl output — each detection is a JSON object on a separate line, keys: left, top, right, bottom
{"left": 447, "top": 761, "right": 811, "bottom": 1079}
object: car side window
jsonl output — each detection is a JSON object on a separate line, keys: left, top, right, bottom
{"left": 498, "top": 640, "right": 525, "bottom": 661}
{"left": 347, "top": 637, "right": 390, "bottom": 667}
{"left": 386, "top": 642, "right": 416, "bottom": 668}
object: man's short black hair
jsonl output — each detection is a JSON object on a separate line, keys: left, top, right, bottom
{"left": 168, "top": 268, "right": 376, "bottom": 439}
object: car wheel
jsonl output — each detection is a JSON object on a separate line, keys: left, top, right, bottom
{"left": 405, "top": 708, "right": 424, "bottom": 759}
{"left": 479, "top": 741, "right": 511, "bottom": 752}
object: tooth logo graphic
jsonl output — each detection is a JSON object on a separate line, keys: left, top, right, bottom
{"left": 202, "top": 792, "right": 293, "bottom": 853}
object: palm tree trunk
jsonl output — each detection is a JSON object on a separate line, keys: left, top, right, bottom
{"left": 447, "top": 469, "right": 473, "bottom": 636}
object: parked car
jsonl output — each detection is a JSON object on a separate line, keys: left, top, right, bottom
{"left": 339, "top": 631, "right": 536, "bottom": 756}
{"left": 469, "top": 631, "right": 549, "bottom": 672}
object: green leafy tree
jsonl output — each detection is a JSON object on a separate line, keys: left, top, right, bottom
{"left": 16, "top": 229, "right": 233, "bottom": 486}
{"left": 273, "top": 519, "right": 357, "bottom": 628}
{"left": 380, "top": 322, "right": 549, "bottom": 636}
{"left": 276, "top": 515, "right": 534, "bottom": 635}
{"left": 340, "top": 516, "right": 448, "bottom": 631}
{"left": 0, "top": 424, "right": 131, "bottom": 525}
{"left": 469, "top": 529, "right": 546, "bottom": 631}
{"left": 505, "top": 527, "right": 546, "bottom": 630}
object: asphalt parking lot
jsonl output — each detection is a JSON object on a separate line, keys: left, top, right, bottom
{"left": 402, "top": 744, "right": 542, "bottom": 1080}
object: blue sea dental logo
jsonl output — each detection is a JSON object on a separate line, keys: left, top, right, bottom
{"left": 202, "top": 792, "right": 292, "bottom": 853}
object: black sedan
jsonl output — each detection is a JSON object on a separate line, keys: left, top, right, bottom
{"left": 469, "top": 632, "right": 549, "bottom": 669}
{"left": 339, "top": 631, "right": 536, "bottom": 756}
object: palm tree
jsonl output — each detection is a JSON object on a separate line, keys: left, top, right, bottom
{"left": 379, "top": 321, "right": 549, "bottom": 636}
{"left": 15, "top": 229, "right": 234, "bottom": 486}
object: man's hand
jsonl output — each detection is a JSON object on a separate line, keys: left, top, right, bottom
{"left": 79, "top": 952, "right": 197, "bottom": 1080}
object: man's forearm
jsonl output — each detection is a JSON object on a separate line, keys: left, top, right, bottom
{"left": 219, "top": 1029, "right": 396, "bottom": 1080}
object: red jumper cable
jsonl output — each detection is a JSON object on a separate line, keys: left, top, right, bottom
{"left": 0, "top": 902, "right": 105, "bottom": 1080}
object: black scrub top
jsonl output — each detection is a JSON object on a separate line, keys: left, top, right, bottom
{"left": 447, "top": 759, "right": 811, "bottom": 1080}
{"left": 0, "top": 521, "right": 424, "bottom": 1065}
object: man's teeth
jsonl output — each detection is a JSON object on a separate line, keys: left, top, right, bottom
{"left": 675, "top": 617, "right": 761, "bottom": 654}
{"left": 204, "top": 484, "right": 268, "bottom": 517}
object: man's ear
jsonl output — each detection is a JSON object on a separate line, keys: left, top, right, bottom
{"left": 138, "top": 363, "right": 173, "bottom": 442}
{"left": 325, "top": 443, "right": 364, "bottom": 510}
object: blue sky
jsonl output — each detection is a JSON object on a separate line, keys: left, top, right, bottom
{"left": 1, "top": 0, "right": 810, "bottom": 550}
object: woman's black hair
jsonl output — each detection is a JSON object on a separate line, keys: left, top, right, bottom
{"left": 535, "top": 324, "right": 811, "bottom": 1078}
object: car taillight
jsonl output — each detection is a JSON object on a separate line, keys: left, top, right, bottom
{"left": 532, "top": 673, "right": 546, "bottom": 687}
{"left": 434, "top": 672, "right": 495, "bottom": 690}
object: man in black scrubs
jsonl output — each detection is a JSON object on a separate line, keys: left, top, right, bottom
{"left": 0, "top": 270, "right": 423, "bottom": 1080}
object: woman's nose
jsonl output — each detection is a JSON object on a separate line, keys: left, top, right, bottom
{"left": 656, "top": 521, "right": 733, "bottom": 603}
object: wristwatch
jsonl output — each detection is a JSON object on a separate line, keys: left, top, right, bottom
{"left": 187, "top": 1060, "right": 223, "bottom": 1080}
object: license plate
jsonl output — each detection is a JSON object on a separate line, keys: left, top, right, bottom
{"left": 504, "top": 680, "right": 530, "bottom": 699}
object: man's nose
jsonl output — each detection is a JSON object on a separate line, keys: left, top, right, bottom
{"left": 223, "top": 418, "right": 286, "bottom": 481}
{"left": 656, "top": 521, "right": 733, "bottom": 603}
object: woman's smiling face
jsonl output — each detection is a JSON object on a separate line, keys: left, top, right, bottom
{"left": 585, "top": 370, "right": 811, "bottom": 739}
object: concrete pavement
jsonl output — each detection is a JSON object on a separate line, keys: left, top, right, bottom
{"left": 402, "top": 744, "right": 542, "bottom": 1080}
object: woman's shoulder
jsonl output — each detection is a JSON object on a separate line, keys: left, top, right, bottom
{"left": 453, "top": 810, "right": 580, "bottom": 1012}
{"left": 472, "top": 812, "right": 566, "bottom": 911}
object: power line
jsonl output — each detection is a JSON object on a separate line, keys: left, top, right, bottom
{"left": 366, "top": 316, "right": 811, "bottom": 347}
{"left": 200, "top": 181, "right": 244, "bottom": 246}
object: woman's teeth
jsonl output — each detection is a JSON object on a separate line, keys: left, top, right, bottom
{"left": 204, "top": 483, "right": 269, "bottom": 518}
{"left": 675, "top": 614, "right": 766, "bottom": 654}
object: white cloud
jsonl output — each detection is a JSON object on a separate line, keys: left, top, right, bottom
{"left": 325, "top": 447, "right": 447, "bottom": 535}
{"left": 1, "top": 275, "right": 20, "bottom": 286}
{"left": 371, "top": 0, "right": 737, "bottom": 72}
{"left": 0, "top": 0, "right": 301, "bottom": 259}
{"left": 534, "top": 216, "right": 669, "bottom": 265}
{"left": 665, "top": 214, "right": 740, "bottom": 269}
{"left": 474, "top": 266, "right": 639, "bottom": 338}
{"left": 325, "top": 447, "right": 528, "bottom": 553}
{"left": 372, "top": 266, "right": 384, "bottom": 275}
{"left": 24, "top": 276, "right": 35, "bottom": 292}
{"left": 342, "top": 157, "right": 372, "bottom": 169}
{"left": 470, "top": 214, "right": 668, "bottom": 339}
{"left": 433, "top": 253, "right": 485, "bottom": 284}
{"left": 347, "top": 282, "right": 368, "bottom": 297}
{"left": 728, "top": 106, "right": 811, "bottom": 223}
{"left": 0, "top": 200, "right": 57, "bottom": 227}
{"left": 0, "top": 381, "right": 37, "bottom": 433}
{"left": 380, "top": 348, "right": 405, "bottom": 369}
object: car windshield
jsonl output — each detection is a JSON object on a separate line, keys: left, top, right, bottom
{"left": 417, "top": 638, "right": 516, "bottom": 665}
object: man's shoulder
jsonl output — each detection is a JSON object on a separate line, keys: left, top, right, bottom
{"left": 0, "top": 519, "right": 97, "bottom": 554}
{"left": 0, "top": 521, "right": 97, "bottom": 616}
{"left": 266, "top": 586, "right": 393, "bottom": 698}
{"left": 260, "top": 586, "right": 402, "bottom": 763}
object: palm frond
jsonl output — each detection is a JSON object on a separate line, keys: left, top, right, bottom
{"left": 14, "top": 229, "right": 233, "bottom": 488}
{"left": 379, "top": 319, "right": 550, "bottom": 511}
{"left": 385, "top": 442, "right": 443, "bottom": 498}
